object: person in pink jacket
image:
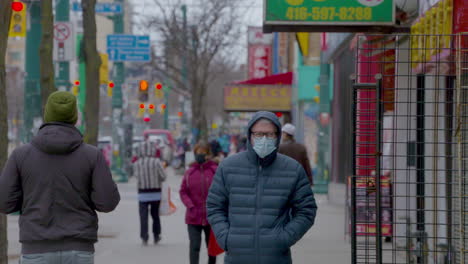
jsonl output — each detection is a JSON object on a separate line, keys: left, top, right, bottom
{"left": 180, "top": 142, "right": 218, "bottom": 264}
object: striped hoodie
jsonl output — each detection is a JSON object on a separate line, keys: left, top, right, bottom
{"left": 133, "top": 141, "right": 167, "bottom": 192}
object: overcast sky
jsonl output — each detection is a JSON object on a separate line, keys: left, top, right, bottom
{"left": 129, "top": 0, "right": 263, "bottom": 65}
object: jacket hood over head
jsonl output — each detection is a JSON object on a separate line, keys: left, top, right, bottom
{"left": 31, "top": 122, "right": 83, "bottom": 155}
{"left": 246, "top": 111, "right": 282, "bottom": 166}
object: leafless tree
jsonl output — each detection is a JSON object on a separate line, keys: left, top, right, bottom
{"left": 39, "top": 0, "right": 56, "bottom": 112}
{"left": 82, "top": 0, "right": 101, "bottom": 146}
{"left": 143, "top": 0, "right": 245, "bottom": 141}
{"left": 0, "top": 1, "right": 12, "bottom": 262}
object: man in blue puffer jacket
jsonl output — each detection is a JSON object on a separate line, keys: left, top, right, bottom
{"left": 207, "top": 111, "right": 317, "bottom": 264}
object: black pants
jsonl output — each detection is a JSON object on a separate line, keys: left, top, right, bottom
{"left": 139, "top": 201, "right": 161, "bottom": 241}
{"left": 187, "top": 224, "right": 217, "bottom": 264}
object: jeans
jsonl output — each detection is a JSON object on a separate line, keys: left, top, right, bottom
{"left": 187, "top": 224, "right": 217, "bottom": 264}
{"left": 20, "top": 251, "right": 94, "bottom": 264}
{"left": 139, "top": 200, "right": 161, "bottom": 241}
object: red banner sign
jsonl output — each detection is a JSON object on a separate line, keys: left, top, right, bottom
{"left": 248, "top": 45, "right": 272, "bottom": 80}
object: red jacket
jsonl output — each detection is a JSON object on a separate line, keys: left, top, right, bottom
{"left": 180, "top": 160, "right": 218, "bottom": 226}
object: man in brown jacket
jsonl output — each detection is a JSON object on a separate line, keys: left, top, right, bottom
{"left": 278, "top": 123, "right": 313, "bottom": 185}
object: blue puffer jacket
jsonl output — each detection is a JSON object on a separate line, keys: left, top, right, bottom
{"left": 207, "top": 111, "right": 317, "bottom": 264}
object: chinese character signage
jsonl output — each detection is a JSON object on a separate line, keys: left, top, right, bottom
{"left": 224, "top": 85, "right": 291, "bottom": 111}
{"left": 248, "top": 45, "right": 272, "bottom": 79}
{"left": 248, "top": 26, "right": 274, "bottom": 45}
{"left": 410, "top": 0, "right": 453, "bottom": 72}
{"left": 264, "top": 0, "right": 394, "bottom": 29}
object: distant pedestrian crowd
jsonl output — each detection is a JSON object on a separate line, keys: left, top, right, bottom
{"left": 0, "top": 91, "right": 317, "bottom": 264}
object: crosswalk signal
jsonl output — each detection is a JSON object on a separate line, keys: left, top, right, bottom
{"left": 9, "top": 1, "right": 26, "bottom": 38}
{"left": 139, "top": 80, "right": 149, "bottom": 102}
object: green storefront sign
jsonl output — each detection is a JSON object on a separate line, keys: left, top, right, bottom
{"left": 265, "top": 0, "right": 394, "bottom": 28}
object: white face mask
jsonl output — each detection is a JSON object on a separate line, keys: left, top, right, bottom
{"left": 252, "top": 136, "right": 277, "bottom": 158}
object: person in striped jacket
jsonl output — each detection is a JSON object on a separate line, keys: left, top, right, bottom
{"left": 133, "top": 138, "right": 167, "bottom": 245}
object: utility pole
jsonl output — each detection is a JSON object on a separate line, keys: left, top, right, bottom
{"left": 111, "top": 0, "right": 127, "bottom": 182}
{"left": 316, "top": 62, "right": 330, "bottom": 194}
{"left": 181, "top": 5, "right": 188, "bottom": 137}
{"left": 164, "top": 85, "right": 169, "bottom": 129}
{"left": 55, "top": 0, "right": 70, "bottom": 92}
{"left": 23, "top": 2, "right": 42, "bottom": 142}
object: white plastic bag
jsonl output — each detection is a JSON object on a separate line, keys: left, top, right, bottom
{"left": 159, "top": 182, "right": 177, "bottom": 216}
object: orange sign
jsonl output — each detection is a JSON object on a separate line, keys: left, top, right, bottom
{"left": 224, "top": 85, "right": 292, "bottom": 111}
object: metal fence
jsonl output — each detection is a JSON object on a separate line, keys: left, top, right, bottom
{"left": 351, "top": 33, "right": 468, "bottom": 264}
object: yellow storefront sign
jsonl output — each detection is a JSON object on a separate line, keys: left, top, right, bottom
{"left": 410, "top": 0, "right": 452, "bottom": 68}
{"left": 224, "top": 85, "right": 292, "bottom": 111}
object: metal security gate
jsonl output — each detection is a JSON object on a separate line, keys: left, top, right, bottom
{"left": 351, "top": 33, "right": 468, "bottom": 264}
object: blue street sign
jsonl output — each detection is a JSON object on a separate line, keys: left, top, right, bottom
{"left": 72, "top": 2, "right": 123, "bottom": 14}
{"left": 107, "top": 35, "right": 151, "bottom": 62}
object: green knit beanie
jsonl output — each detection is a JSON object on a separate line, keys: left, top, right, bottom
{"left": 44, "top": 91, "right": 78, "bottom": 125}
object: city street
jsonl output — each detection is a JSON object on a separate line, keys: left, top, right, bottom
{"left": 7, "top": 167, "right": 350, "bottom": 263}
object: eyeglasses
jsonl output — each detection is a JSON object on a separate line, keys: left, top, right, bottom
{"left": 251, "top": 131, "right": 277, "bottom": 138}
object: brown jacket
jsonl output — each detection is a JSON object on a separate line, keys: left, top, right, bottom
{"left": 278, "top": 139, "right": 313, "bottom": 185}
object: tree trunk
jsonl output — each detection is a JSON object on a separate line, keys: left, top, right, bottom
{"left": 0, "top": 1, "right": 12, "bottom": 263}
{"left": 82, "top": 0, "right": 101, "bottom": 146}
{"left": 191, "top": 84, "right": 208, "bottom": 142}
{"left": 39, "top": 0, "right": 56, "bottom": 113}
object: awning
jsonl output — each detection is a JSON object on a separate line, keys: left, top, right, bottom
{"left": 234, "top": 72, "right": 293, "bottom": 85}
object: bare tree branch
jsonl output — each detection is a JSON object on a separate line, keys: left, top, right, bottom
{"left": 140, "top": 0, "right": 246, "bottom": 140}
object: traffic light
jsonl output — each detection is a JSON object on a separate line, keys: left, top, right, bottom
{"left": 148, "top": 104, "right": 155, "bottom": 114}
{"left": 9, "top": 1, "right": 26, "bottom": 38}
{"left": 159, "top": 104, "right": 166, "bottom": 114}
{"left": 177, "top": 111, "right": 183, "bottom": 117}
{"left": 107, "top": 81, "right": 114, "bottom": 97}
{"left": 275, "top": 112, "right": 283, "bottom": 118}
{"left": 99, "top": 54, "right": 109, "bottom": 84}
{"left": 155, "top": 83, "right": 164, "bottom": 99}
{"left": 138, "top": 103, "right": 145, "bottom": 117}
{"left": 72, "top": 80, "right": 80, "bottom": 96}
{"left": 139, "top": 80, "right": 149, "bottom": 102}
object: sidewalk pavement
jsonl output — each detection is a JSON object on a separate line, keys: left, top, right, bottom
{"left": 7, "top": 167, "right": 350, "bottom": 263}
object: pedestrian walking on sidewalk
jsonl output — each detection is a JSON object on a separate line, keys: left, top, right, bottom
{"left": 278, "top": 123, "right": 314, "bottom": 185}
{"left": 207, "top": 111, "right": 317, "bottom": 264}
{"left": 180, "top": 142, "right": 218, "bottom": 264}
{"left": 0, "top": 91, "right": 120, "bottom": 264}
{"left": 133, "top": 137, "right": 167, "bottom": 245}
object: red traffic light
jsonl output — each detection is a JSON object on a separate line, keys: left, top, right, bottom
{"left": 149, "top": 104, "right": 155, "bottom": 109}
{"left": 161, "top": 104, "right": 166, "bottom": 110}
{"left": 275, "top": 112, "right": 283, "bottom": 117}
{"left": 177, "top": 112, "right": 183, "bottom": 117}
{"left": 12, "top": 2, "right": 24, "bottom": 12}
{"left": 74, "top": 80, "right": 80, "bottom": 86}
{"left": 139, "top": 103, "right": 145, "bottom": 109}
{"left": 139, "top": 80, "right": 149, "bottom": 91}
{"left": 155, "top": 83, "right": 162, "bottom": 90}
{"left": 108, "top": 82, "right": 115, "bottom": 88}
{"left": 143, "top": 117, "right": 151, "bottom": 122}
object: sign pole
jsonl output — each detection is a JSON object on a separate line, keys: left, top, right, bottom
{"left": 23, "top": 2, "right": 42, "bottom": 142}
{"left": 111, "top": 0, "right": 127, "bottom": 182}
{"left": 55, "top": 0, "right": 70, "bottom": 91}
